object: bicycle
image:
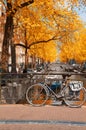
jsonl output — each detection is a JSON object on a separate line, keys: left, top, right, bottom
{"left": 26, "top": 73, "right": 86, "bottom": 108}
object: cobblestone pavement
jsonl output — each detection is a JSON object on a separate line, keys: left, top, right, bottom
{"left": 0, "top": 104, "right": 86, "bottom": 130}
{"left": 0, "top": 124, "right": 86, "bottom": 130}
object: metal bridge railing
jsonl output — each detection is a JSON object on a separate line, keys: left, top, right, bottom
{"left": 0, "top": 72, "right": 86, "bottom": 104}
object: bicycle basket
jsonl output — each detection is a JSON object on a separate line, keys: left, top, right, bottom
{"left": 69, "top": 81, "right": 83, "bottom": 91}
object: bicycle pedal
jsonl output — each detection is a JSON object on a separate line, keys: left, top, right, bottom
{"left": 51, "top": 101, "right": 62, "bottom": 106}
{"left": 57, "top": 95, "right": 63, "bottom": 98}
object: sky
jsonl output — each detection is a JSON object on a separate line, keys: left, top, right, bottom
{"left": 80, "top": 14, "right": 86, "bottom": 22}
{"left": 76, "top": 7, "right": 86, "bottom": 22}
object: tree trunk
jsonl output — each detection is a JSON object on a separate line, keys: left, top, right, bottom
{"left": 1, "top": 14, "right": 13, "bottom": 72}
{"left": 24, "top": 30, "right": 28, "bottom": 71}
{"left": 11, "top": 44, "right": 17, "bottom": 73}
{"left": 1, "top": 1, "right": 34, "bottom": 73}
{"left": 25, "top": 48, "right": 28, "bottom": 71}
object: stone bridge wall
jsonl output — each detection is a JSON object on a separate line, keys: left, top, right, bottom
{"left": 0, "top": 73, "right": 86, "bottom": 104}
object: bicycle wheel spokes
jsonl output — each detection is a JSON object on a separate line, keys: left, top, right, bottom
{"left": 26, "top": 84, "right": 48, "bottom": 106}
{"left": 64, "top": 87, "right": 86, "bottom": 108}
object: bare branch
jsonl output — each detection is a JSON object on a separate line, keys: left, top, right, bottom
{"left": 12, "top": 0, "right": 34, "bottom": 14}
{"left": 29, "top": 36, "right": 57, "bottom": 49}
{"left": 15, "top": 35, "right": 57, "bottom": 49}
{"left": 15, "top": 43, "right": 27, "bottom": 48}
{"left": 17, "top": 0, "right": 34, "bottom": 8}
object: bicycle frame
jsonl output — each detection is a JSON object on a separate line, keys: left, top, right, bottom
{"left": 42, "top": 74, "right": 73, "bottom": 100}
{"left": 42, "top": 82, "right": 65, "bottom": 100}
{"left": 26, "top": 74, "right": 86, "bottom": 107}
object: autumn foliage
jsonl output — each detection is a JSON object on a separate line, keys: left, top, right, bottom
{"left": 1, "top": 0, "right": 86, "bottom": 69}
{"left": 60, "top": 24, "right": 86, "bottom": 63}
{"left": 12, "top": 0, "right": 85, "bottom": 63}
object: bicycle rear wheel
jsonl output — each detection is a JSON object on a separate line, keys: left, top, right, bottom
{"left": 63, "top": 86, "right": 86, "bottom": 108}
{"left": 26, "top": 83, "right": 49, "bottom": 106}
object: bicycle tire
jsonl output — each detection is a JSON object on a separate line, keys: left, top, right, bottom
{"left": 26, "top": 83, "right": 49, "bottom": 107}
{"left": 63, "top": 86, "right": 86, "bottom": 108}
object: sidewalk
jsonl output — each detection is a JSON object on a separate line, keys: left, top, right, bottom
{"left": 0, "top": 104, "right": 86, "bottom": 121}
{"left": 0, "top": 104, "right": 86, "bottom": 130}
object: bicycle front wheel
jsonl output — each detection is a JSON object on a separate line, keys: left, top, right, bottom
{"left": 26, "top": 83, "right": 49, "bottom": 107}
{"left": 63, "top": 86, "right": 86, "bottom": 108}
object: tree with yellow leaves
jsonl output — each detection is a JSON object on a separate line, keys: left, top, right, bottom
{"left": 1, "top": 0, "right": 34, "bottom": 72}
{"left": 29, "top": 41, "right": 58, "bottom": 62}
{"left": 14, "top": 0, "right": 85, "bottom": 68}
{"left": 1, "top": 0, "right": 86, "bottom": 72}
{"left": 60, "top": 26, "right": 86, "bottom": 63}
{"left": 73, "top": 28, "right": 86, "bottom": 63}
